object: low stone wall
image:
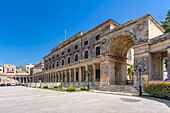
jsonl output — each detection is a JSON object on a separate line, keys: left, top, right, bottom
{"left": 98, "top": 85, "right": 138, "bottom": 93}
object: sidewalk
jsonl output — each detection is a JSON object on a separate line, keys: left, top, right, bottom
{"left": 91, "top": 90, "right": 135, "bottom": 96}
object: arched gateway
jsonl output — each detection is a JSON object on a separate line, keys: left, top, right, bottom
{"left": 29, "top": 14, "right": 170, "bottom": 88}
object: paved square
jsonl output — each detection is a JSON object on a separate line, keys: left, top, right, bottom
{"left": 0, "top": 86, "right": 169, "bottom": 113}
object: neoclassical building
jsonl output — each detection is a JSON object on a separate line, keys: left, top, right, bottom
{"left": 30, "top": 14, "right": 170, "bottom": 87}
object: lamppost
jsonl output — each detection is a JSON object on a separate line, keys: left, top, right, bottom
{"left": 134, "top": 62, "right": 147, "bottom": 96}
{"left": 84, "top": 70, "right": 92, "bottom": 91}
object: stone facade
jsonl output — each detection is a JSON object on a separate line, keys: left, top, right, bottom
{"left": 28, "top": 14, "right": 170, "bottom": 88}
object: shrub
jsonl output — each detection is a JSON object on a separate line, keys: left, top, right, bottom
{"left": 43, "top": 85, "right": 48, "bottom": 88}
{"left": 25, "top": 85, "right": 28, "bottom": 87}
{"left": 31, "top": 86, "right": 36, "bottom": 88}
{"left": 81, "top": 87, "right": 88, "bottom": 91}
{"left": 67, "top": 87, "right": 76, "bottom": 91}
{"left": 143, "top": 81, "right": 170, "bottom": 100}
{"left": 54, "top": 86, "right": 59, "bottom": 88}
{"left": 21, "top": 84, "right": 25, "bottom": 86}
{"left": 60, "top": 85, "right": 62, "bottom": 89}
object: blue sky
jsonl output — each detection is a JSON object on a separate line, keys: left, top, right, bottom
{"left": 0, "top": 0, "right": 170, "bottom": 66}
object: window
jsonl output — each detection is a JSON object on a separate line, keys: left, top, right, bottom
{"left": 68, "top": 49, "right": 70, "bottom": 53}
{"left": 57, "top": 61, "right": 59, "bottom": 67}
{"left": 52, "top": 63, "right": 54, "bottom": 68}
{"left": 75, "top": 54, "right": 78, "bottom": 62}
{"left": 75, "top": 45, "right": 78, "bottom": 50}
{"left": 46, "top": 60, "right": 48, "bottom": 62}
{"left": 7, "top": 68, "right": 9, "bottom": 71}
{"left": 57, "top": 54, "right": 59, "bottom": 57}
{"left": 96, "top": 35, "right": 100, "bottom": 40}
{"left": 62, "top": 52, "right": 64, "bottom": 55}
{"left": 96, "top": 69, "right": 100, "bottom": 81}
{"left": 96, "top": 46, "right": 100, "bottom": 56}
{"left": 52, "top": 56, "right": 54, "bottom": 59}
{"left": 49, "top": 65, "right": 51, "bottom": 69}
{"left": 84, "top": 50, "right": 88, "bottom": 59}
{"left": 68, "top": 57, "right": 70, "bottom": 64}
{"left": 0, "top": 69, "right": 1, "bottom": 71}
{"left": 49, "top": 58, "right": 51, "bottom": 61}
{"left": 46, "top": 66, "right": 48, "bottom": 70}
{"left": 12, "top": 68, "right": 14, "bottom": 71}
{"left": 84, "top": 41, "right": 88, "bottom": 45}
{"left": 62, "top": 59, "right": 64, "bottom": 65}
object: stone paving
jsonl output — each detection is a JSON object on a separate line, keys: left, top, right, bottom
{"left": 0, "top": 86, "right": 169, "bottom": 113}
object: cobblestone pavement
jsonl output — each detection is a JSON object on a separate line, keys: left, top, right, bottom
{"left": 0, "top": 86, "right": 169, "bottom": 113}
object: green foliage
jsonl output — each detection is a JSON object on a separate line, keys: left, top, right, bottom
{"left": 143, "top": 81, "right": 170, "bottom": 100}
{"left": 67, "top": 87, "right": 76, "bottom": 91}
{"left": 127, "top": 65, "right": 134, "bottom": 77}
{"left": 21, "top": 84, "right": 25, "bottom": 86}
{"left": 164, "top": 58, "right": 168, "bottom": 71}
{"left": 43, "top": 85, "right": 48, "bottom": 88}
{"left": 54, "top": 85, "right": 59, "bottom": 88}
{"left": 31, "top": 86, "right": 36, "bottom": 88}
{"left": 161, "top": 9, "right": 170, "bottom": 33}
{"left": 60, "top": 85, "right": 62, "bottom": 89}
{"left": 25, "top": 85, "right": 28, "bottom": 87}
{"left": 81, "top": 87, "right": 88, "bottom": 91}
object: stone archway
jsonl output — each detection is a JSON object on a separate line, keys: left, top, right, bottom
{"left": 108, "top": 34, "right": 134, "bottom": 85}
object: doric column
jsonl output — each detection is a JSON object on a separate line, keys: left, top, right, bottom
{"left": 69, "top": 69, "right": 71, "bottom": 82}
{"left": 74, "top": 68, "right": 76, "bottom": 82}
{"left": 167, "top": 47, "right": 170, "bottom": 80}
{"left": 58, "top": 72, "right": 60, "bottom": 82}
{"left": 52, "top": 73, "right": 54, "bottom": 82}
{"left": 85, "top": 65, "right": 88, "bottom": 82}
{"left": 19, "top": 77, "right": 21, "bottom": 83}
{"left": 79, "top": 67, "right": 82, "bottom": 82}
{"left": 55, "top": 72, "right": 57, "bottom": 82}
{"left": 93, "top": 64, "right": 96, "bottom": 82}
{"left": 65, "top": 70, "right": 67, "bottom": 82}
{"left": 10, "top": 77, "right": 12, "bottom": 84}
{"left": 61, "top": 71, "right": 63, "bottom": 82}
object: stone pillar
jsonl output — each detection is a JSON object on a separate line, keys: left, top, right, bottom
{"left": 167, "top": 47, "right": 170, "bottom": 80}
{"left": 74, "top": 68, "right": 76, "bottom": 82}
{"left": 100, "top": 61, "right": 115, "bottom": 85}
{"left": 55, "top": 72, "right": 57, "bottom": 82}
{"left": 61, "top": 71, "right": 63, "bottom": 82}
{"left": 19, "top": 77, "right": 21, "bottom": 83}
{"left": 79, "top": 67, "right": 82, "bottom": 82}
{"left": 65, "top": 70, "right": 67, "bottom": 82}
{"left": 69, "top": 69, "right": 71, "bottom": 82}
{"left": 23, "top": 77, "right": 25, "bottom": 83}
{"left": 52, "top": 73, "right": 54, "bottom": 82}
{"left": 85, "top": 65, "right": 88, "bottom": 82}
{"left": 50, "top": 73, "right": 52, "bottom": 83}
{"left": 10, "top": 77, "right": 12, "bottom": 84}
{"left": 93, "top": 64, "right": 96, "bottom": 82}
{"left": 58, "top": 72, "right": 60, "bottom": 82}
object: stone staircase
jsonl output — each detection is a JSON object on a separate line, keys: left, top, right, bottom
{"left": 98, "top": 85, "right": 138, "bottom": 94}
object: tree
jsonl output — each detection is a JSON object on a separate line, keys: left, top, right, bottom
{"left": 161, "top": 9, "right": 170, "bottom": 33}
{"left": 127, "top": 65, "right": 134, "bottom": 80}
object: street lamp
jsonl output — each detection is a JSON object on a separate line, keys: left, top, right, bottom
{"left": 84, "top": 70, "right": 92, "bottom": 91}
{"left": 134, "top": 62, "right": 147, "bottom": 96}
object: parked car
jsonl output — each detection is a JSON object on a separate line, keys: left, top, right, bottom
{"left": 11, "top": 83, "right": 16, "bottom": 86}
{"left": 0, "top": 83, "right": 5, "bottom": 86}
{"left": 6, "top": 83, "right": 11, "bottom": 86}
{"left": 16, "top": 83, "right": 20, "bottom": 86}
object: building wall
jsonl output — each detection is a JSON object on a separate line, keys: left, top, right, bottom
{"left": 0, "top": 66, "right": 3, "bottom": 74}
{"left": 3, "top": 64, "right": 16, "bottom": 74}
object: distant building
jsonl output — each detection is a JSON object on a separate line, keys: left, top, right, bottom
{"left": 0, "top": 66, "right": 3, "bottom": 74}
{"left": 30, "top": 67, "right": 43, "bottom": 75}
{"left": 16, "top": 65, "right": 26, "bottom": 73}
{"left": 34, "top": 61, "right": 44, "bottom": 68}
{"left": 3, "top": 64, "right": 16, "bottom": 75}
{"left": 26, "top": 63, "right": 35, "bottom": 74}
